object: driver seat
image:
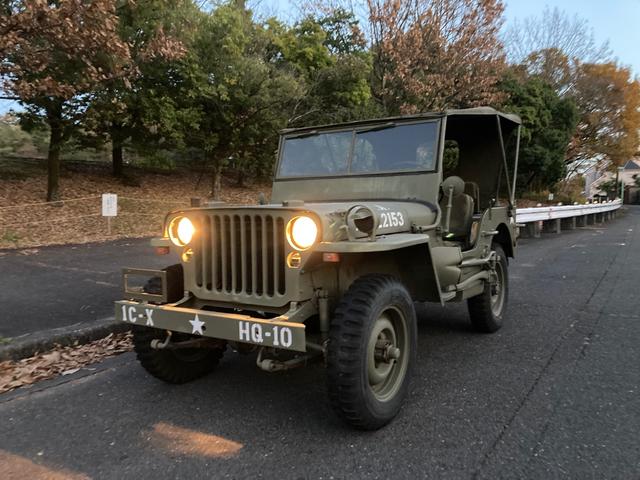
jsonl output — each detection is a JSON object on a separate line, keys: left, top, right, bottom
{"left": 439, "top": 176, "right": 474, "bottom": 242}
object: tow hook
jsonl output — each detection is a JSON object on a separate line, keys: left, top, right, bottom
{"left": 151, "top": 331, "right": 172, "bottom": 349}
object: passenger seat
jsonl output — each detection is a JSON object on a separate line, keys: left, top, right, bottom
{"left": 439, "top": 176, "right": 474, "bottom": 243}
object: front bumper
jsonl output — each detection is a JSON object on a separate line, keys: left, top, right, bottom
{"left": 115, "top": 300, "right": 309, "bottom": 352}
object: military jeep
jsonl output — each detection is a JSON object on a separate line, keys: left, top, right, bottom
{"left": 116, "top": 106, "right": 521, "bottom": 430}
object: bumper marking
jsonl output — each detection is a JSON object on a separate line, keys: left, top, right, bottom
{"left": 189, "top": 315, "right": 205, "bottom": 335}
{"left": 115, "top": 300, "right": 306, "bottom": 352}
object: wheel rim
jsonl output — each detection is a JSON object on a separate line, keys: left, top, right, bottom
{"left": 366, "top": 306, "right": 409, "bottom": 402}
{"left": 490, "top": 257, "right": 505, "bottom": 317}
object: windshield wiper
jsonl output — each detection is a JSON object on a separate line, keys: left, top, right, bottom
{"left": 356, "top": 122, "right": 396, "bottom": 133}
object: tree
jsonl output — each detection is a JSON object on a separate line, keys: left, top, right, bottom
{"left": 366, "top": 0, "right": 507, "bottom": 114}
{"left": 1, "top": 0, "right": 132, "bottom": 200}
{"left": 568, "top": 63, "right": 640, "bottom": 174}
{"left": 186, "top": 2, "right": 304, "bottom": 199}
{"left": 500, "top": 71, "right": 579, "bottom": 192}
{"left": 502, "top": 9, "right": 638, "bottom": 187}
{"left": 597, "top": 179, "right": 621, "bottom": 198}
{"left": 0, "top": 114, "right": 31, "bottom": 155}
{"left": 504, "top": 7, "right": 611, "bottom": 70}
{"left": 267, "top": 8, "right": 375, "bottom": 127}
{"left": 82, "top": 0, "right": 194, "bottom": 178}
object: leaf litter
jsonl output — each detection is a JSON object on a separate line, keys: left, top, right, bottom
{"left": 0, "top": 331, "right": 133, "bottom": 394}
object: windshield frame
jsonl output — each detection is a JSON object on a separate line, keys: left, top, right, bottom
{"left": 274, "top": 119, "right": 442, "bottom": 181}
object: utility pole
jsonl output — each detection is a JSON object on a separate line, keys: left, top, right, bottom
{"left": 618, "top": 166, "right": 625, "bottom": 201}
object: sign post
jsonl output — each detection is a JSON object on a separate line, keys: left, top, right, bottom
{"left": 102, "top": 193, "right": 118, "bottom": 235}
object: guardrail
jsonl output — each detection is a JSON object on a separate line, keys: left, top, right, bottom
{"left": 515, "top": 199, "right": 622, "bottom": 237}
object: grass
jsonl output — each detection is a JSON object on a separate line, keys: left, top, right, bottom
{"left": 1, "top": 230, "right": 22, "bottom": 246}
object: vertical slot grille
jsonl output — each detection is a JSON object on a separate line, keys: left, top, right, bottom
{"left": 194, "top": 212, "right": 286, "bottom": 298}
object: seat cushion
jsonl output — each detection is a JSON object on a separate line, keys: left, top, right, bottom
{"left": 439, "top": 193, "right": 474, "bottom": 238}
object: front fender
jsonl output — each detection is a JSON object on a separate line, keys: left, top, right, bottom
{"left": 315, "top": 233, "right": 430, "bottom": 253}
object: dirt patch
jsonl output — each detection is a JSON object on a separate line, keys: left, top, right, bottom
{"left": 0, "top": 162, "right": 271, "bottom": 249}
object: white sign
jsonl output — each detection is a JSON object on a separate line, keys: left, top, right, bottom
{"left": 548, "top": 193, "right": 554, "bottom": 201}
{"left": 102, "top": 193, "right": 118, "bottom": 217}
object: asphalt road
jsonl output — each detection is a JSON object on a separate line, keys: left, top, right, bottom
{"left": 0, "top": 239, "right": 178, "bottom": 338}
{"left": 1, "top": 207, "right": 639, "bottom": 479}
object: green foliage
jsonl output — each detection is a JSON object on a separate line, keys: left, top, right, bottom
{"left": 1, "top": 229, "right": 21, "bottom": 246}
{"left": 443, "top": 140, "right": 460, "bottom": 177}
{"left": 500, "top": 71, "right": 579, "bottom": 193}
{"left": 182, "top": 3, "right": 301, "bottom": 196}
{"left": 597, "top": 179, "right": 622, "bottom": 198}
{"left": 520, "top": 189, "right": 581, "bottom": 205}
{"left": 264, "top": 9, "right": 375, "bottom": 127}
{"left": 0, "top": 119, "right": 32, "bottom": 155}
{"left": 80, "top": 0, "right": 201, "bottom": 177}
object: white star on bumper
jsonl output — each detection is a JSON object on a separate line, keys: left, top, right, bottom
{"left": 189, "top": 315, "right": 205, "bottom": 335}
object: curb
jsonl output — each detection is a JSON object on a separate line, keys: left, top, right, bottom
{"left": 0, "top": 317, "right": 128, "bottom": 362}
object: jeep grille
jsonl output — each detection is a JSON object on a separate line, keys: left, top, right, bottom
{"left": 191, "top": 212, "right": 287, "bottom": 299}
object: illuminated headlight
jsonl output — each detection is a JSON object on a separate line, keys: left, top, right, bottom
{"left": 287, "top": 216, "right": 318, "bottom": 250}
{"left": 168, "top": 216, "right": 195, "bottom": 246}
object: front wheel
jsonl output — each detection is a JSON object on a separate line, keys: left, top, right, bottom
{"left": 132, "top": 326, "right": 224, "bottom": 384}
{"left": 132, "top": 274, "right": 224, "bottom": 384}
{"left": 327, "top": 274, "right": 417, "bottom": 430}
{"left": 467, "top": 244, "right": 509, "bottom": 333}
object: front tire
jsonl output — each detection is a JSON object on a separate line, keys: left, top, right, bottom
{"left": 132, "top": 274, "right": 224, "bottom": 384}
{"left": 327, "top": 274, "right": 417, "bottom": 430}
{"left": 132, "top": 327, "right": 224, "bottom": 384}
{"left": 467, "top": 244, "right": 508, "bottom": 333}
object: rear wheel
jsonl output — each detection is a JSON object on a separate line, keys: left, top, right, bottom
{"left": 132, "top": 275, "right": 224, "bottom": 384}
{"left": 467, "top": 244, "right": 508, "bottom": 333}
{"left": 327, "top": 274, "right": 417, "bottom": 430}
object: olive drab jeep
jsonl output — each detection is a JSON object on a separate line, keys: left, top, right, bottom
{"left": 116, "top": 107, "right": 521, "bottom": 430}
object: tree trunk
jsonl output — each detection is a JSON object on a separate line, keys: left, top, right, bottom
{"left": 111, "top": 124, "right": 128, "bottom": 178}
{"left": 46, "top": 115, "right": 64, "bottom": 202}
{"left": 112, "top": 142, "right": 124, "bottom": 177}
{"left": 210, "top": 159, "right": 223, "bottom": 201}
{"left": 236, "top": 168, "right": 245, "bottom": 187}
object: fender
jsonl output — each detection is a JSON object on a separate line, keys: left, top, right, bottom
{"left": 315, "top": 233, "right": 430, "bottom": 253}
{"left": 317, "top": 233, "right": 462, "bottom": 306}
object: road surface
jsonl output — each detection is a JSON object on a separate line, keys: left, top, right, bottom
{"left": 0, "top": 239, "right": 177, "bottom": 338}
{"left": 0, "top": 207, "right": 639, "bottom": 479}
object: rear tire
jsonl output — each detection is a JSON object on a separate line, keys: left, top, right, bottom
{"left": 467, "top": 244, "right": 508, "bottom": 333}
{"left": 132, "top": 275, "right": 224, "bottom": 384}
{"left": 327, "top": 274, "right": 417, "bottom": 430}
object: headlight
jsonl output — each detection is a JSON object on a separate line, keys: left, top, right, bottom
{"left": 168, "top": 216, "right": 195, "bottom": 246}
{"left": 287, "top": 216, "right": 318, "bottom": 250}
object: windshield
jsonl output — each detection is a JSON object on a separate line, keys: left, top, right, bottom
{"left": 277, "top": 121, "right": 439, "bottom": 178}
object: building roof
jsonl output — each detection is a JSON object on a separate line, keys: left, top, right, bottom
{"left": 624, "top": 160, "right": 640, "bottom": 170}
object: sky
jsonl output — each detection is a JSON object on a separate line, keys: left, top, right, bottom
{"left": 1, "top": 0, "right": 639, "bottom": 115}
{"left": 504, "top": 0, "right": 640, "bottom": 75}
